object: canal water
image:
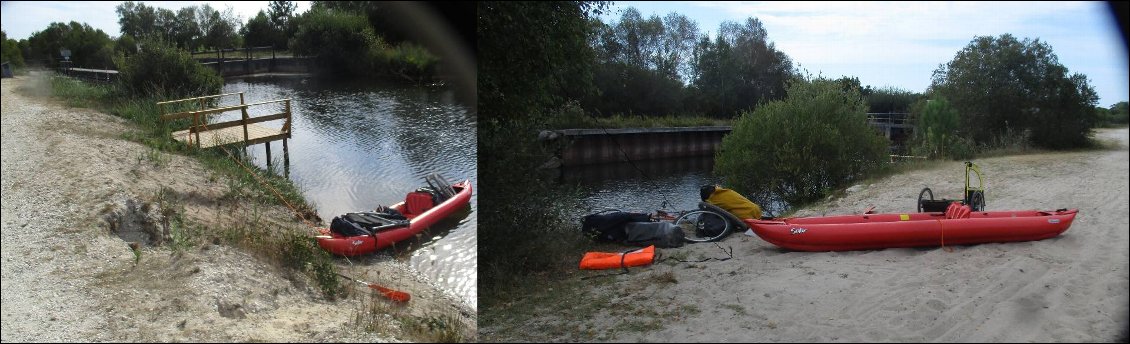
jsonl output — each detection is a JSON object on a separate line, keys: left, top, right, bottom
{"left": 554, "top": 155, "right": 789, "bottom": 221}
{"left": 216, "top": 75, "right": 477, "bottom": 308}
{"left": 556, "top": 156, "right": 720, "bottom": 216}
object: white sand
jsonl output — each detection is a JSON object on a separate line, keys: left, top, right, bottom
{"left": 527, "top": 128, "right": 1128, "bottom": 342}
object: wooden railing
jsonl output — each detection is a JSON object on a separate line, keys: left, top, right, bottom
{"left": 157, "top": 92, "right": 292, "bottom": 148}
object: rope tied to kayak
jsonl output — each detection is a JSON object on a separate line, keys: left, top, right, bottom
{"left": 936, "top": 219, "right": 954, "bottom": 252}
{"left": 197, "top": 118, "right": 321, "bottom": 231}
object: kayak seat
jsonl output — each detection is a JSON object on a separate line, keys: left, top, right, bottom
{"left": 404, "top": 191, "right": 435, "bottom": 217}
{"left": 945, "top": 202, "right": 972, "bottom": 219}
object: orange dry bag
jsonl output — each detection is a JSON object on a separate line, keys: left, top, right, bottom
{"left": 579, "top": 245, "right": 656, "bottom": 270}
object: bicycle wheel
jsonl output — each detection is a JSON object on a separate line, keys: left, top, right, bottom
{"left": 917, "top": 187, "right": 934, "bottom": 213}
{"left": 674, "top": 210, "right": 731, "bottom": 242}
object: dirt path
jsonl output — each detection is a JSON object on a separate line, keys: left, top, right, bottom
{"left": 1, "top": 73, "right": 474, "bottom": 342}
{"left": 484, "top": 128, "right": 1128, "bottom": 342}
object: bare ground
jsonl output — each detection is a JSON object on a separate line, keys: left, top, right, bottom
{"left": 481, "top": 128, "right": 1129, "bottom": 342}
{"left": 1, "top": 73, "right": 474, "bottom": 342}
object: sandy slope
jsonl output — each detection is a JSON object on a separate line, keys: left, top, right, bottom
{"left": 1, "top": 73, "right": 473, "bottom": 342}
{"left": 492, "top": 128, "right": 1128, "bottom": 342}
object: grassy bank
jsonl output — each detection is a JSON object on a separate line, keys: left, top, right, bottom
{"left": 45, "top": 73, "right": 340, "bottom": 298}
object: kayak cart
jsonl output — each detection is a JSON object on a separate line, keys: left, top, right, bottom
{"left": 917, "top": 161, "right": 986, "bottom": 212}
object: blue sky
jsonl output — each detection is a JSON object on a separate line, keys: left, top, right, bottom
{"left": 602, "top": 1, "right": 1129, "bottom": 107}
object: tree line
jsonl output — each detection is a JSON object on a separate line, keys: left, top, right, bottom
{"left": 2, "top": 1, "right": 442, "bottom": 81}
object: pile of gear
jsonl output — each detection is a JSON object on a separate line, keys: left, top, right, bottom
{"left": 577, "top": 184, "right": 762, "bottom": 272}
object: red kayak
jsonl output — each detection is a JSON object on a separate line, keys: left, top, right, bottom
{"left": 316, "top": 179, "right": 472, "bottom": 256}
{"left": 744, "top": 205, "right": 1078, "bottom": 252}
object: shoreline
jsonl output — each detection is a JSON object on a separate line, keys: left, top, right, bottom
{"left": 0, "top": 73, "right": 475, "bottom": 342}
{"left": 482, "top": 128, "right": 1129, "bottom": 342}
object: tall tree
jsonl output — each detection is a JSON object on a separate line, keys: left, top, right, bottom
{"left": 196, "top": 4, "right": 241, "bottom": 50}
{"left": 171, "top": 7, "right": 201, "bottom": 50}
{"left": 242, "top": 10, "right": 278, "bottom": 48}
{"left": 931, "top": 34, "right": 1097, "bottom": 148}
{"left": 267, "top": 1, "right": 297, "bottom": 29}
{"left": 2, "top": 30, "right": 26, "bottom": 69}
{"left": 27, "top": 21, "right": 115, "bottom": 68}
{"left": 478, "top": 1, "right": 605, "bottom": 118}
{"left": 116, "top": 1, "right": 158, "bottom": 39}
{"left": 267, "top": 1, "right": 297, "bottom": 48}
{"left": 690, "top": 18, "right": 794, "bottom": 118}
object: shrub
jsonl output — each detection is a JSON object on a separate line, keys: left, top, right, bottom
{"left": 715, "top": 77, "right": 889, "bottom": 206}
{"left": 374, "top": 42, "right": 438, "bottom": 80}
{"left": 910, "top": 96, "right": 974, "bottom": 159}
{"left": 114, "top": 38, "right": 223, "bottom": 98}
{"left": 289, "top": 8, "right": 384, "bottom": 77}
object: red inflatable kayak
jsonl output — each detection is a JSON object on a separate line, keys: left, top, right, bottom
{"left": 744, "top": 206, "right": 1078, "bottom": 252}
{"left": 315, "top": 180, "right": 472, "bottom": 256}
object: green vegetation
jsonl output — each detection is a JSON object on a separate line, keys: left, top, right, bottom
{"left": 931, "top": 34, "right": 1098, "bottom": 149}
{"left": 285, "top": 4, "right": 439, "bottom": 81}
{"left": 479, "top": 0, "right": 607, "bottom": 305}
{"left": 715, "top": 77, "right": 889, "bottom": 206}
{"left": 2, "top": 31, "right": 26, "bottom": 72}
{"left": 865, "top": 85, "right": 922, "bottom": 113}
{"left": 116, "top": 1, "right": 241, "bottom": 51}
{"left": 909, "top": 96, "right": 974, "bottom": 160}
{"left": 586, "top": 8, "right": 795, "bottom": 118}
{"left": 115, "top": 38, "right": 223, "bottom": 99}
{"left": 288, "top": 7, "right": 383, "bottom": 77}
{"left": 25, "top": 22, "right": 115, "bottom": 69}
{"left": 15, "top": 1, "right": 438, "bottom": 83}
{"left": 242, "top": 1, "right": 297, "bottom": 50}
{"left": 1095, "top": 101, "right": 1129, "bottom": 127}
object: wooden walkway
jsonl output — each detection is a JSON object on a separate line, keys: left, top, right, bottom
{"left": 158, "top": 92, "right": 292, "bottom": 149}
{"left": 171, "top": 123, "right": 286, "bottom": 148}
{"left": 157, "top": 92, "right": 294, "bottom": 174}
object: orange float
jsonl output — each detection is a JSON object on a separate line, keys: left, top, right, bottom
{"left": 579, "top": 245, "right": 656, "bottom": 270}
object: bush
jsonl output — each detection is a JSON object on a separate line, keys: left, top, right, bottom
{"left": 289, "top": 8, "right": 384, "bottom": 77}
{"left": 374, "top": 42, "right": 439, "bottom": 80}
{"left": 114, "top": 38, "right": 223, "bottom": 98}
{"left": 715, "top": 78, "right": 889, "bottom": 206}
{"left": 910, "top": 97, "right": 974, "bottom": 160}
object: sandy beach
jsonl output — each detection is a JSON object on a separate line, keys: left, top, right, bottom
{"left": 484, "top": 128, "right": 1128, "bottom": 342}
{"left": 1, "top": 73, "right": 474, "bottom": 342}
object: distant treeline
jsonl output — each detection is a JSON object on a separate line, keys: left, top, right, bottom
{"left": 582, "top": 7, "right": 923, "bottom": 118}
{"left": 2, "top": 1, "right": 443, "bottom": 81}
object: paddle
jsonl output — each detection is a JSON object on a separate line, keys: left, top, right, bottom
{"left": 336, "top": 273, "right": 411, "bottom": 303}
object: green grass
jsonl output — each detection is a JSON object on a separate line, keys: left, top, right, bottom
{"left": 47, "top": 73, "right": 337, "bottom": 298}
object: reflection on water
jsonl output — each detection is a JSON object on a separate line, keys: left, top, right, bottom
{"left": 218, "top": 75, "right": 477, "bottom": 308}
{"left": 556, "top": 156, "right": 724, "bottom": 218}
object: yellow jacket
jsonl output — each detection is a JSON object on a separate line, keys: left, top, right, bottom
{"left": 705, "top": 186, "right": 762, "bottom": 220}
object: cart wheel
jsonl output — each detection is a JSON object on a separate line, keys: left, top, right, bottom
{"left": 674, "top": 210, "right": 731, "bottom": 242}
{"left": 968, "top": 191, "right": 985, "bottom": 211}
{"left": 917, "top": 187, "right": 934, "bottom": 213}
